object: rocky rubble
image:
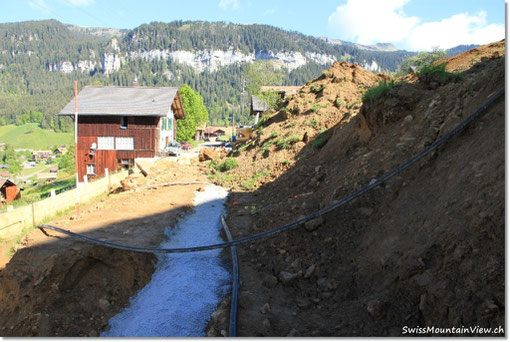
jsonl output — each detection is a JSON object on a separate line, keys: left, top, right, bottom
{"left": 222, "top": 41, "right": 505, "bottom": 336}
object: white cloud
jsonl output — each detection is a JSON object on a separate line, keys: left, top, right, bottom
{"left": 328, "top": 0, "right": 505, "bottom": 51}
{"left": 219, "top": 0, "right": 240, "bottom": 11}
{"left": 28, "top": 0, "right": 50, "bottom": 12}
{"left": 61, "top": 0, "right": 95, "bottom": 6}
{"left": 405, "top": 11, "right": 505, "bottom": 51}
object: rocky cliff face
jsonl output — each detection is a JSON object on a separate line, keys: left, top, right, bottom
{"left": 127, "top": 48, "right": 337, "bottom": 72}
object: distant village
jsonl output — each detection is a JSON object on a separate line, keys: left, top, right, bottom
{"left": 0, "top": 144, "right": 70, "bottom": 207}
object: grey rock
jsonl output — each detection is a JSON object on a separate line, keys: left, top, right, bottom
{"left": 97, "top": 298, "right": 110, "bottom": 311}
{"left": 367, "top": 299, "right": 384, "bottom": 318}
{"left": 287, "top": 328, "right": 299, "bottom": 337}
{"left": 262, "top": 275, "right": 278, "bottom": 288}
{"left": 304, "top": 264, "right": 316, "bottom": 278}
{"left": 260, "top": 302, "right": 271, "bottom": 314}
{"left": 296, "top": 298, "right": 311, "bottom": 309}
{"left": 304, "top": 217, "right": 324, "bottom": 232}
{"left": 359, "top": 207, "right": 373, "bottom": 216}
{"left": 279, "top": 271, "right": 298, "bottom": 284}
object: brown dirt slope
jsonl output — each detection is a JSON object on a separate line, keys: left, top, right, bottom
{"left": 222, "top": 41, "right": 505, "bottom": 336}
{"left": 211, "top": 61, "right": 388, "bottom": 190}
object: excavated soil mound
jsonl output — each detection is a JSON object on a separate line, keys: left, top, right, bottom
{"left": 221, "top": 42, "right": 504, "bottom": 336}
{"left": 212, "top": 62, "right": 388, "bottom": 190}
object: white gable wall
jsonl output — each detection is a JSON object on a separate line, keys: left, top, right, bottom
{"left": 159, "top": 109, "right": 176, "bottom": 151}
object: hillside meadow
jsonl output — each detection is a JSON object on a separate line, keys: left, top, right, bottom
{"left": 0, "top": 123, "right": 73, "bottom": 150}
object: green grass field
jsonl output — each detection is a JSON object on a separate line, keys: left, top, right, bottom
{"left": 18, "top": 163, "right": 49, "bottom": 177}
{"left": 0, "top": 123, "right": 73, "bottom": 150}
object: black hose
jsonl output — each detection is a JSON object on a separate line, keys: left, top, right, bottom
{"left": 38, "top": 88, "right": 504, "bottom": 253}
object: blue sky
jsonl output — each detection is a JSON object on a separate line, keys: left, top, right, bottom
{"left": 2, "top": 0, "right": 506, "bottom": 51}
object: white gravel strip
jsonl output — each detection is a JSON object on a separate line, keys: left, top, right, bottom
{"left": 101, "top": 184, "right": 231, "bottom": 337}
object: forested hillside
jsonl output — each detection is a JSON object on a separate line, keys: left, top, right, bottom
{"left": 0, "top": 19, "right": 468, "bottom": 131}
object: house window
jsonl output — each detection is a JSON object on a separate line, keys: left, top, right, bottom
{"left": 115, "top": 137, "right": 134, "bottom": 150}
{"left": 86, "top": 164, "right": 96, "bottom": 175}
{"left": 118, "top": 159, "right": 134, "bottom": 169}
{"left": 161, "top": 118, "right": 172, "bottom": 131}
{"left": 97, "top": 136, "right": 115, "bottom": 150}
{"left": 120, "top": 116, "right": 128, "bottom": 129}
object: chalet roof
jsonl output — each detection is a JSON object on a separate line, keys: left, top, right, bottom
{"left": 59, "top": 86, "right": 185, "bottom": 119}
{"left": 260, "top": 85, "right": 302, "bottom": 96}
{"left": 251, "top": 95, "right": 269, "bottom": 114}
{"left": 204, "top": 126, "right": 235, "bottom": 135}
{"left": 0, "top": 178, "right": 16, "bottom": 188}
{"left": 37, "top": 173, "right": 58, "bottom": 180}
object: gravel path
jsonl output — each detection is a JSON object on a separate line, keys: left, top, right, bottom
{"left": 102, "top": 185, "right": 231, "bottom": 337}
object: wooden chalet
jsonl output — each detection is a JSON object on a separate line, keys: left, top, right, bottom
{"left": 59, "top": 86, "right": 185, "bottom": 181}
{"left": 0, "top": 178, "right": 20, "bottom": 203}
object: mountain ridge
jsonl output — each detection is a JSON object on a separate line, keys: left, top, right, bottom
{"left": 0, "top": 19, "right": 477, "bottom": 130}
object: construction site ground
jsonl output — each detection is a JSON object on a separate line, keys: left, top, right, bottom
{"left": 0, "top": 157, "right": 208, "bottom": 336}
{"left": 0, "top": 40, "right": 505, "bottom": 337}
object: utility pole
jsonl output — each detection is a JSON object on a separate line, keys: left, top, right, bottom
{"left": 74, "top": 80, "right": 80, "bottom": 218}
{"left": 234, "top": 77, "right": 246, "bottom": 141}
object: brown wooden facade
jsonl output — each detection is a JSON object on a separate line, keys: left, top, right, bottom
{"left": 0, "top": 178, "right": 20, "bottom": 203}
{"left": 77, "top": 115, "right": 161, "bottom": 181}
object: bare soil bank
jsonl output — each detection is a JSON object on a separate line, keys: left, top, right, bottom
{"left": 216, "top": 41, "right": 504, "bottom": 336}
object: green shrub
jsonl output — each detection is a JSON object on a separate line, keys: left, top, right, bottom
{"left": 311, "top": 129, "right": 329, "bottom": 149}
{"left": 256, "top": 113, "right": 271, "bottom": 129}
{"left": 334, "top": 98, "right": 344, "bottom": 108}
{"left": 218, "top": 158, "right": 238, "bottom": 172}
{"left": 260, "top": 140, "right": 273, "bottom": 153}
{"left": 310, "top": 83, "right": 325, "bottom": 94}
{"left": 308, "top": 118, "right": 319, "bottom": 128}
{"left": 418, "top": 63, "right": 463, "bottom": 84}
{"left": 242, "top": 170, "right": 270, "bottom": 190}
{"left": 321, "top": 71, "right": 331, "bottom": 79}
{"left": 285, "top": 121, "right": 297, "bottom": 128}
{"left": 362, "top": 80, "right": 396, "bottom": 102}
{"left": 276, "top": 136, "right": 299, "bottom": 150}
{"left": 310, "top": 104, "right": 321, "bottom": 113}
{"left": 269, "top": 131, "right": 279, "bottom": 139}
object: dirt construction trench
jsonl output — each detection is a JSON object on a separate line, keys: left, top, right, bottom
{"left": 0, "top": 159, "right": 208, "bottom": 337}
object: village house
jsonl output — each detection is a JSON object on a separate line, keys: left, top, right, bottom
{"left": 0, "top": 178, "right": 20, "bottom": 204}
{"left": 250, "top": 95, "right": 269, "bottom": 125}
{"left": 201, "top": 126, "right": 235, "bottom": 141}
{"left": 53, "top": 145, "right": 68, "bottom": 155}
{"left": 36, "top": 172, "right": 58, "bottom": 182}
{"left": 251, "top": 86, "right": 303, "bottom": 125}
{"left": 59, "top": 86, "right": 185, "bottom": 181}
{"left": 195, "top": 123, "right": 206, "bottom": 141}
{"left": 33, "top": 150, "right": 54, "bottom": 163}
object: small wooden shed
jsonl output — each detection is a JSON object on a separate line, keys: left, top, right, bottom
{"left": 0, "top": 178, "right": 20, "bottom": 203}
